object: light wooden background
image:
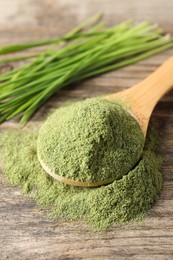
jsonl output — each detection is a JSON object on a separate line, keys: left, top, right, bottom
{"left": 0, "top": 0, "right": 173, "bottom": 259}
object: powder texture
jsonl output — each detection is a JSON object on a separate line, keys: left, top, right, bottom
{"left": 0, "top": 126, "right": 163, "bottom": 229}
{"left": 37, "top": 98, "right": 144, "bottom": 183}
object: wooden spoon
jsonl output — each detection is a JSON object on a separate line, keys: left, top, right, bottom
{"left": 39, "top": 57, "right": 173, "bottom": 187}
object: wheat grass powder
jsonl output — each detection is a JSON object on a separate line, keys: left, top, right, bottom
{"left": 0, "top": 98, "right": 163, "bottom": 229}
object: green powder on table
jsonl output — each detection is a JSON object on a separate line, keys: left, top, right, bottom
{"left": 37, "top": 98, "right": 144, "bottom": 184}
{"left": 0, "top": 98, "right": 163, "bottom": 229}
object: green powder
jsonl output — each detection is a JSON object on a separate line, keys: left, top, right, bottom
{"left": 0, "top": 103, "right": 163, "bottom": 230}
{"left": 37, "top": 98, "right": 144, "bottom": 183}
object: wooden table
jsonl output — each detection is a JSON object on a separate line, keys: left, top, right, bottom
{"left": 0, "top": 0, "right": 173, "bottom": 259}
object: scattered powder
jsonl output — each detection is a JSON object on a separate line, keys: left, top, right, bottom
{"left": 0, "top": 99, "right": 163, "bottom": 229}
{"left": 37, "top": 98, "right": 144, "bottom": 183}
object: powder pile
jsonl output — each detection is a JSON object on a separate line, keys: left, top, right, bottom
{"left": 0, "top": 99, "right": 163, "bottom": 230}
{"left": 37, "top": 98, "right": 144, "bottom": 183}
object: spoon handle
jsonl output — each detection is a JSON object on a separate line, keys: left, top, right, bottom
{"left": 131, "top": 57, "right": 173, "bottom": 112}
{"left": 106, "top": 57, "right": 173, "bottom": 135}
{"left": 128, "top": 57, "right": 173, "bottom": 134}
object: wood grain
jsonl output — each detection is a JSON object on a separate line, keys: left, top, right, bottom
{"left": 0, "top": 0, "right": 173, "bottom": 259}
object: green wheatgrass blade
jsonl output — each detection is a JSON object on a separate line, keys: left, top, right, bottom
{"left": 0, "top": 29, "right": 111, "bottom": 64}
{"left": 6, "top": 96, "right": 39, "bottom": 120}
{"left": 19, "top": 20, "right": 134, "bottom": 76}
{"left": 0, "top": 13, "right": 102, "bottom": 55}
{"left": 2, "top": 43, "right": 69, "bottom": 82}
{"left": 0, "top": 31, "right": 112, "bottom": 91}
{"left": 67, "top": 35, "right": 172, "bottom": 80}
{"left": 0, "top": 35, "right": 114, "bottom": 97}
{"left": 0, "top": 21, "right": 151, "bottom": 79}
{"left": 66, "top": 23, "right": 159, "bottom": 70}
{"left": 69, "top": 41, "right": 173, "bottom": 83}
{"left": 0, "top": 66, "right": 22, "bottom": 81}
{"left": 0, "top": 113, "right": 12, "bottom": 124}
{"left": 0, "top": 32, "right": 102, "bottom": 63}
{"left": 0, "top": 35, "right": 170, "bottom": 90}
{"left": 0, "top": 40, "right": 101, "bottom": 93}
{"left": 0, "top": 16, "right": 172, "bottom": 124}
{"left": 25, "top": 32, "right": 112, "bottom": 76}
{"left": 36, "top": 43, "right": 172, "bottom": 90}
{"left": 0, "top": 54, "right": 37, "bottom": 63}
{"left": 0, "top": 61, "right": 69, "bottom": 87}
{"left": 0, "top": 90, "right": 46, "bottom": 123}
{"left": 0, "top": 78, "right": 54, "bottom": 110}
{"left": 76, "top": 42, "right": 173, "bottom": 79}
{"left": 1, "top": 38, "right": 172, "bottom": 122}
{"left": 51, "top": 41, "right": 173, "bottom": 87}
{"left": 80, "top": 37, "right": 171, "bottom": 72}
{"left": 0, "top": 21, "right": 159, "bottom": 77}
{"left": 20, "top": 63, "right": 81, "bottom": 124}
{"left": 0, "top": 66, "right": 71, "bottom": 100}
{"left": 19, "top": 42, "right": 169, "bottom": 124}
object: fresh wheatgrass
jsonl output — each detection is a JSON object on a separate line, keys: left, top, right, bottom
{"left": 0, "top": 14, "right": 172, "bottom": 124}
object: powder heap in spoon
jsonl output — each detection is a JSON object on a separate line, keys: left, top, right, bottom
{"left": 37, "top": 98, "right": 144, "bottom": 185}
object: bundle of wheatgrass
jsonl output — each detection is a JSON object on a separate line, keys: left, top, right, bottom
{"left": 0, "top": 14, "right": 172, "bottom": 124}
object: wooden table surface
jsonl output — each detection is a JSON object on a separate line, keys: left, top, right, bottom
{"left": 0, "top": 0, "right": 173, "bottom": 259}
